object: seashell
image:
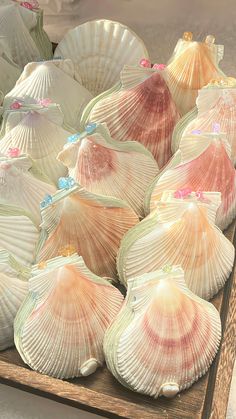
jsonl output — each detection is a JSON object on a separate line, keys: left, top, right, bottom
{"left": 0, "top": 40, "right": 21, "bottom": 95}
{"left": 145, "top": 132, "right": 236, "bottom": 230}
{"left": 172, "top": 78, "right": 236, "bottom": 166}
{"left": 84, "top": 65, "right": 180, "bottom": 167}
{"left": 117, "top": 191, "right": 235, "bottom": 299}
{"left": 0, "top": 249, "right": 28, "bottom": 350}
{"left": 166, "top": 33, "right": 225, "bottom": 116}
{"left": 105, "top": 266, "right": 221, "bottom": 398}
{"left": 57, "top": 123, "right": 159, "bottom": 217}
{"left": 4, "top": 60, "right": 93, "bottom": 129}
{"left": 0, "top": 2, "right": 41, "bottom": 67}
{"left": 14, "top": 254, "right": 124, "bottom": 378}
{"left": 36, "top": 184, "right": 139, "bottom": 278}
{"left": 54, "top": 19, "right": 149, "bottom": 96}
{"left": 0, "top": 109, "right": 71, "bottom": 183}
{"left": 0, "top": 204, "right": 39, "bottom": 265}
{"left": 0, "top": 155, "right": 56, "bottom": 225}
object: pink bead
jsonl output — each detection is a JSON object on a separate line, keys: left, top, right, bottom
{"left": 38, "top": 98, "right": 52, "bottom": 107}
{"left": 152, "top": 63, "right": 166, "bottom": 70}
{"left": 139, "top": 58, "right": 151, "bottom": 68}
{"left": 174, "top": 188, "right": 192, "bottom": 199}
{"left": 10, "top": 101, "right": 22, "bottom": 110}
{"left": 20, "top": 2, "right": 33, "bottom": 9}
{"left": 7, "top": 148, "right": 21, "bottom": 158}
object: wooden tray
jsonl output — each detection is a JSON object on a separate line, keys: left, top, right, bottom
{"left": 0, "top": 222, "right": 236, "bottom": 419}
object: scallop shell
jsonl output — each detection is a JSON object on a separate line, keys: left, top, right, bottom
{"left": 117, "top": 191, "right": 235, "bottom": 299}
{"left": 110, "top": 267, "right": 221, "bottom": 398}
{"left": 14, "top": 254, "right": 124, "bottom": 378}
{"left": 0, "top": 40, "right": 21, "bottom": 95}
{"left": 0, "top": 109, "right": 70, "bottom": 183}
{"left": 146, "top": 132, "right": 236, "bottom": 230}
{"left": 0, "top": 249, "right": 28, "bottom": 350}
{"left": 37, "top": 184, "right": 139, "bottom": 279}
{"left": 84, "top": 65, "right": 180, "bottom": 168}
{"left": 4, "top": 60, "right": 93, "bottom": 129}
{"left": 172, "top": 80, "right": 236, "bottom": 166}
{"left": 167, "top": 34, "right": 225, "bottom": 116}
{"left": 0, "top": 204, "right": 39, "bottom": 265}
{"left": 57, "top": 123, "right": 159, "bottom": 217}
{"left": 0, "top": 155, "right": 56, "bottom": 225}
{"left": 54, "top": 19, "right": 149, "bottom": 96}
{"left": 0, "top": 2, "right": 41, "bottom": 67}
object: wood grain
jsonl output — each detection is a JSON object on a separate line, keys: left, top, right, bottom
{"left": 0, "top": 222, "right": 235, "bottom": 419}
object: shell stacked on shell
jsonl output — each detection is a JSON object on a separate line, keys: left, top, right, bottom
{"left": 82, "top": 64, "right": 180, "bottom": 168}
{"left": 145, "top": 131, "right": 236, "bottom": 230}
{"left": 104, "top": 266, "right": 222, "bottom": 398}
{"left": 14, "top": 254, "right": 124, "bottom": 378}
{"left": 166, "top": 32, "right": 225, "bottom": 116}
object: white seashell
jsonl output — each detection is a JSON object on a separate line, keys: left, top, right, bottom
{"left": 4, "top": 60, "right": 93, "bottom": 129}
{"left": 54, "top": 19, "right": 149, "bottom": 96}
{"left": 37, "top": 184, "right": 139, "bottom": 279}
{"left": 0, "top": 109, "right": 70, "bottom": 183}
{"left": 109, "top": 267, "right": 221, "bottom": 398}
{"left": 146, "top": 132, "right": 236, "bottom": 230}
{"left": 14, "top": 254, "right": 124, "bottom": 378}
{"left": 0, "top": 155, "right": 56, "bottom": 225}
{"left": 85, "top": 65, "right": 180, "bottom": 168}
{"left": 57, "top": 123, "right": 159, "bottom": 217}
{"left": 117, "top": 191, "right": 235, "bottom": 300}
{"left": 0, "top": 40, "right": 21, "bottom": 95}
{"left": 0, "top": 204, "right": 39, "bottom": 266}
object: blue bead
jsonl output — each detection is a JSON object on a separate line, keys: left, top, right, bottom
{"left": 85, "top": 122, "right": 97, "bottom": 134}
{"left": 58, "top": 177, "right": 75, "bottom": 190}
{"left": 67, "top": 133, "right": 80, "bottom": 143}
{"left": 40, "top": 194, "right": 52, "bottom": 209}
{"left": 67, "top": 177, "right": 75, "bottom": 188}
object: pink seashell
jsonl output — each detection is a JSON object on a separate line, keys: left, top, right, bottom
{"left": 10, "top": 101, "right": 22, "bottom": 110}
{"left": 37, "top": 98, "right": 53, "bottom": 107}
{"left": 152, "top": 63, "right": 166, "bottom": 70}
{"left": 7, "top": 148, "right": 21, "bottom": 158}
{"left": 139, "top": 58, "right": 151, "bottom": 68}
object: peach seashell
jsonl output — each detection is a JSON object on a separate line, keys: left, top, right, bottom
{"left": 109, "top": 267, "right": 221, "bottom": 398}
{"left": 37, "top": 184, "right": 139, "bottom": 278}
{"left": 84, "top": 65, "right": 180, "bottom": 168}
{"left": 14, "top": 254, "right": 124, "bottom": 378}
{"left": 57, "top": 123, "right": 159, "bottom": 217}
{"left": 146, "top": 132, "right": 236, "bottom": 230}
{"left": 166, "top": 34, "right": 225, "bottom": 116}
{"left": 117, "top": 191, "right": 235, "bottom": 300}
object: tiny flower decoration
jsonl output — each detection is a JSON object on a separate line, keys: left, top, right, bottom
{"left": 196, "top": 191, "right": 211, "bottom": 204}
{"left": 59, "top": 245, "right": 77, "bottom": 257}
{"left": 7, "top": 148, "right": 21, "bottom": 158}
{"left": 213, "top": 122, "right": 221, "bottom": 133}
{"left": 191, "top": 129, "right": 202, "bottom": 135}
{"left": 10, "top": 101, "right": 22, "bottom": 110}
{"left": 85, "top": 122, "right": 97, "bottom": 135}
{"left": 37, "top": 98, "right": 52, "bottom": 107}
{"left": 162, "top": 264, "right": 172, "bottom": 273}
{"left": 174, "top": 188, "right": 192, "bottom": 199}
{"left": 139, "top": 58, "right": 151, "bottom": 68}
{"left": 20, "top": 0, "right": 39, "bottom": 9}
{"left": 152, "top": 63, "right": 166, "bottom": 70}
{"left": 40, "top": 194, "right": 53, "bottom": 209}
{"left": 67, "top": 133, "right": 80, "bottom": 144}
{"left": 58, "top": 177, "right": 75, "bottom": 190}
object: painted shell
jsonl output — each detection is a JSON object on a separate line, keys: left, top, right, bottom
{"left": 37, "top": 184, "right": 139, "bottom": 279}
{"left": 83, "top": 65, "right": 180, "bottom": 168}
{"left": 4, "top": 59, "right": 93, "bottom": 129}
{"left": 104, "top": 266, "right": 221, "bottom": 398}
{"left": 14, "top": 254, "right": 124, "bottom": 378}
{"left": 57, "top": 123, "right": 159, "bottom": 217}
{"left": 54, "top": 19, "right": 149, "bottom": 96}
{"left": 0, "top": 204, "right": 39, "bottom": 265}
{"left": 0, "top": 249, "right": 28, "bottom": 351}
{"left": 145, "top": 132, "right": 236, "bottom": 230}
{"left": 166, "top": 32, "right": 225, "bottom": 116}
{"left": 172, "top": 78, "right": 236, "bottom": 166}
{"left": 0, "top": 108, "right": 70, "bottom": 183}
{"left": 0, "top": 155, "right": 56, "bottom": 225}
{"left": 117, "top": 191, "right": 235, "bottom": 300}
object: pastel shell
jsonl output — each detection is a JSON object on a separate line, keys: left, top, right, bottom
{"left": 0, "top": 109, "right": 70, "bottom": 183}
{"left": 105, "top": 267, "right": 221, "bottom": 398}
{"left": 4, "top": 60, "right": 93, "bottom": 129}
{"left": 0, "top": 40, "right": 21, "bottom": 95}
{"left": 14, "top": 254, "right": 124, "bottom": 378}
{"left": 57, "top": 123, "right": 159, "bottom": 217}
{"left": 84, "top": 65, "right": 180, "bottom": 168}
{"left": 37, "top": 184, "right": 139, "bottom": 278}
{"left": 146, "top": 133, "right": 236, "bottom": 230}
{"left": 167, "top": 34, "right": 225, "bottom": 116}
{"left": 54, "top": 19, "right": 149, "bottom": 96}
{"left": 117, "top": 191, "right": 235, "bottom": 300}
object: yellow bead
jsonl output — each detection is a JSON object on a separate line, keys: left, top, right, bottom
{"left": 59, "top": 245, "right": 77, "bottom": 257}
{"left": 182, "top": 32, "right": 193, "bottom": 42}
{"left": 38, "top": 261, "right": 47, "bottom": 270}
